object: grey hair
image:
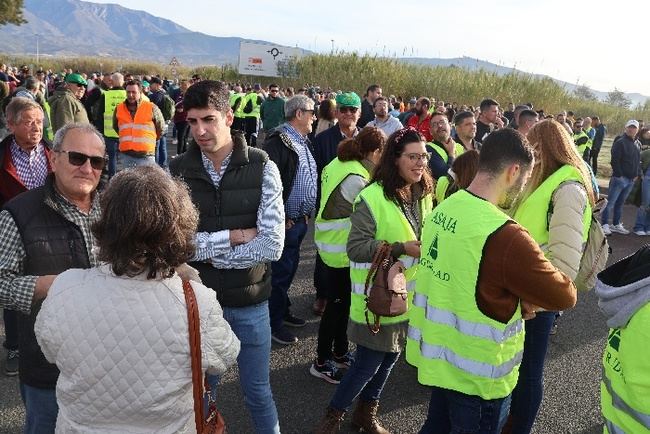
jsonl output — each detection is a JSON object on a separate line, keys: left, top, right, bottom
{"left": 111, "top": 72, "right": 124, "bottom": 87}
{"left": 24, "top": 77, "right": 39, "bottom": 91}
{"left": 284, "top": 95, "right": 314, "bottom": 120}
{"left": 52, "top": 123, "right": 105, "bottom": 152}
{"left": 5, "top": 97, "right": 43, "bottom": 124}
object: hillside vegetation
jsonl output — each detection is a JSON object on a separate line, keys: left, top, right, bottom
{"left": 4, "top": 52, "right": 648, "bottom": 134}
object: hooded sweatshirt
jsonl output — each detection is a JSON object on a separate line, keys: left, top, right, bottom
{"left": 595, "top": 246, "right": 650, "bottom": 328}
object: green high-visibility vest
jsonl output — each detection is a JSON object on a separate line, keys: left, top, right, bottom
{"left": 406, "top": 189, "right": 524, "bottom": 400}
{"left": 434, "top": 176, "right": 451, "bottom": 206}
{"left": 428, "top": 141, "right": 465, "bottom": 164}
{"left": 243, "top": 93, "right": 261, "bottom": 119}
{"left": 514, "top": 165, "right": 590, "bottom": 250}
{"left": 229, "top": 92, "right": 244, "bottom": 110}
{"left": 584, "top": 126, "right": 594, "bottom": 150}
{"left": 103, "top": 89, "right": 127, "bottom": 138}
{"left": 349, "top": 182, "right": 432, "bottom": 328}
{"left": 233, "top": 93, "right": 247, "bottom": 119}
{"left": 574, "top": 130, "right": 591, "bottom": 156}
{"left": 42, "top": 100, "right": 53, "bottom": 141}
{"left": 314, "top": 159, "right": 369, "bottom": 268}
{"left": 601, "top": 304, "right": 650, "bottom": 434}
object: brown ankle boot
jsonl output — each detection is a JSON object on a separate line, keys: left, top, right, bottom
{"left": 314, "top": 406, "right": 346, "bottom": 434}
{"left": 350, "top": 400, "right": 389, "bottom": 433}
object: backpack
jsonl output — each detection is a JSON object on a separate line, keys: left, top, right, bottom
{"left": 549, "top": 182, "right": 610, "bottom": 291}
{"left": 161, "top": 94, "right": 175, "bottom": 121}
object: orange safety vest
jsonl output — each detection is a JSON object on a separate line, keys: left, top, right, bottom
{"left": 116, "top": 101, "right": 157, "bottom": 154}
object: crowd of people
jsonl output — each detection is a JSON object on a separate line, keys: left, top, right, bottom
{"left": 0, "top": 66, "right": 648, "bottom": 434}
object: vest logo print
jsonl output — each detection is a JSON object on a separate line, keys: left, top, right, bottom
{"left": 428, "top": 233, "right": 439, "bottom": 260}
{"left": 605, "top": 328, "right": 624, "bottom": 380}
{"left": 431, "top": 211, "right": 457, "bottom": 233}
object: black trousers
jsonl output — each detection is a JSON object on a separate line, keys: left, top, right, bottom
{"left": 316, "top": 262, "right": 351, "bottom": 362}
{"left": 591, "top": 146, "right": 601, "bottom": 175}
{"left": 313, "top": 254, "right": 329, "bottom": 299}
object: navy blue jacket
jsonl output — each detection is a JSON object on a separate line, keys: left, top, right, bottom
{"left": 611, "top": 134, "right": 641, "bottom": 179}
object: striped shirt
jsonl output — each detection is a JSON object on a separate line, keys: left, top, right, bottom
{"left": 282, "top": 123, "right": 317, "bottom": 219}
{"left": 0, "top": 185, "right": 100, "bottom": 313}
{"left": 193, "top": 149, "right": 285, "bottom": 269}
{"left": 10, "top": 139, "right": 49, "bottom": 190}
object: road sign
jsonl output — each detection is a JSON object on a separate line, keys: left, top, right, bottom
{"left": 169, "top": 57, "right": 179, "bottom": 67}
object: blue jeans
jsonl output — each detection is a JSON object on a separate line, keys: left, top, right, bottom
{"left": 156, "top": 136, "right": 168, "bottom": 168}
{"left": 509, "top": 310, "right": 556, "bottom": 434}
{"left": 634, "top": 168, "right": 650, "bottom": 232}
{"left": 19, "top": 383, "right": 58, "bottom": 434}
{"left": 420, "top": 386, "right": 511, "bottom": 434}
{"left": 329, "top": 345, "right": 400, "bottom": 411}
{"left": 104, "top": 137, "right": 119, "bottom": 178}
{"left": 119, "top": 152, "right": 157, "bottom": 170}
{"left": 206, "top": 301, "right": 280, "bottom": 434}
{"left": 269, "top": 217, "right": 308, "bottom": 331}
{"left": 601, "top": 176, "right": 634, "bottom": 226}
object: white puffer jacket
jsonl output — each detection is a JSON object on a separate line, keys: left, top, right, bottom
{"left": 34, "top": 264, "right": 240, "bottom": 434}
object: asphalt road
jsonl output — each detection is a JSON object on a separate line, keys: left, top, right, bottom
{"left": 1, "top": 190, "right": 647, "bottom": 434}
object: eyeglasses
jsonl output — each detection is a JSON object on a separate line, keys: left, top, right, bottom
{"left": 56, "top": 150, "right": 107, "bottom": 170}
{"left": 300, "top": 108, "right": 315, "bottom": 115}
{"left": 430, "top": 120, "right": 449, "bottom": 127}
{"left": 403, "top": 152, "right": 430, "bottom": 163}
{"left": 339, "top": 107, "right": 359, "bottom": 114}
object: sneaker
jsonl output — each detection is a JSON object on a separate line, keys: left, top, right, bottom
{"left": 271, "top": 327, "right": 298, "bottom": 345}
{"left": 332, "top": 351, "right": 355, "bottom": 369}
{"left": 5, "top": 349, "right": 18, "bottom": 376}
{"left": 610, "top": 224, "right": 630, "bottom": 235}
{"left": 634, "top": 230, "right": 648, "bottom": 236}
{"left": 310, "top": 359, "right": 344, "bottom": 384}
{"left": 283, "top": 312, "right": 306, "bottom": 328}
{"left": 602, "top": 224, "right": 611, "bottom": 236}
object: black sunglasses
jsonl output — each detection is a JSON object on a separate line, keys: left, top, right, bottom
{"left": 56, "top": 150, "right": 107, "bottom": 170}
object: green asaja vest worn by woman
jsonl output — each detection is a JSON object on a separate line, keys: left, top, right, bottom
{"left": 406, "top": 189, "right": 525, "bottom": 400}
{"left": 513, "top": 164, "right": 590, "bottom": 251}
{"left": 349, "top": 182, "right": 432, "bottom": 328}
{"left": 314, "top": 159, "right": 369, "bottom": 268}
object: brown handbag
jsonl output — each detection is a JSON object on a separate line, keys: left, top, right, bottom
{"left": 183, "top": 280, "right": 226, "bottom": 434}
{"left": 363, "top": 242, "right": 408, "bottom": 334}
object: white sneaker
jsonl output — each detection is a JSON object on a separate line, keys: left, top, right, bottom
{"left": 610, "top": 224, "right": 630, "bottom": 235}
{"left": 634, "top": 230, "right": 647, "bottom": 236}
{"left": 602, "top": 224, "right": 612, "bottom": 236}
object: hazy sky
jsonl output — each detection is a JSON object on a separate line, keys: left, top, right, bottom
{"left": 98, "top": 0, "right": 647, "bottom": 95}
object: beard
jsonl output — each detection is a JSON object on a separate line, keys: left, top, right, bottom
{"left": 499, "top": 171, "right": 528, "bottom": 209}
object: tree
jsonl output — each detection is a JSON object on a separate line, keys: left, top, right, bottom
{"left": 605, "top": 88, "right": 631, "bottom": 109}
{"left": 574, "top": 84, "right": 598, "bottom": 101}
{"left": 0, "top": 0, "right": 27, "bottom": 26}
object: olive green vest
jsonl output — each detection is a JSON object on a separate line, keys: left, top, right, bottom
{"left": 103, "top": 89, "right": 127, "bottom": 138}
{"left": 601, "top": 306, "right": 650, "bottom": 434}
{"left": 314, "top": 159, "right": 369, "bottom": 268}
{"left": 513, "top": 165, "right": 590, "bottom": 250}
{"left": 406, "top": 189, "right": 524, "bottom": 399}
{"left": 349, "top": 182, "right": 432, "bottom": 327}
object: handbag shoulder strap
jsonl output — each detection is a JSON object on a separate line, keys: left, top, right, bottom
{"left": 183, "top": 280, "right": 205, "bottom": 434}
{"left": 364, "top": 242, "right": 390, "bottom": 297}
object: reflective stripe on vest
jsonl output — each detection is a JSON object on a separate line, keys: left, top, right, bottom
{"left": 513, "top": 165, "right": 590, "bottom": 248}
{"left": 602, "top": 368, "right": 650, "bottom": 431}
{"left": 407, "top": 326, "right": 524, "bottom": 379}
{"left": 348, "top": 182, "right": 432, "bottom": 327}
{"left": 315, "top": 159, "right": 370, "bottom": 268}
{"left": 116, "top": 101, "right": 156, "bottom": 154}
{"left": 103, "top": 89, "right": 127, "bottom": 138}
{"left": 406, "top": 189, "right": 523, "bottom": 399}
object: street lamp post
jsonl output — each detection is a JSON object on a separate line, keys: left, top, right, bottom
{"left": 35, "top": 34, "right": 40, "bottom": 67}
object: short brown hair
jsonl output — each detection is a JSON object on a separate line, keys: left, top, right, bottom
{"left": 92, "top": 166, "right": 199, "bottom": 279}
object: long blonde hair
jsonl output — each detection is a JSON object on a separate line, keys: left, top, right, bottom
{"left": 522, "top": 119, "right": 596, "bottom": 206}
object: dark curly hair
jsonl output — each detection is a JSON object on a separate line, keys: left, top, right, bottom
{"left": 371, "top": 127, "right": 434, "bottom": 203}
{"left": 92, "top": 166, "right": 199, "bottom": 279}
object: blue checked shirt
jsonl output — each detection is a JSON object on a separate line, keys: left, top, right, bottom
{"left": 282, "top": 123, "right": 317, "bottom": 219}
{"left": 10, "top": 139, "right": 49, "bottom": 190}
{"left": 193, "top": 150, "right": 285, "bottom": 269}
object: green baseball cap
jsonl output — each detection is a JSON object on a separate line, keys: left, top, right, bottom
{"left": 335, "top": 92, "right": 361, "bottom": 108}
{"left": 65, "top": 73, "right": 87, "bottom": 87}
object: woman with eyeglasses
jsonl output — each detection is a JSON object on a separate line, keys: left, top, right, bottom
{"left": 315, "top": 127, "right": 434, "bottom": 433}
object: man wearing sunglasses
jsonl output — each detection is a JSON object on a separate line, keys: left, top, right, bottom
{"left": 311, "top": 92, "right": 361, "bottom": 315}
{"left": 48, "top": 73, "right": 89, "bottom": 134}
{"left": 0, "top": 122, "right": 105, "bottom": 433}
